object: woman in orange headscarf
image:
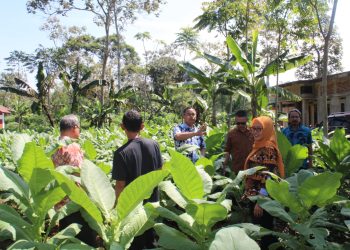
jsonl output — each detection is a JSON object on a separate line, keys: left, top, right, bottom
{"left": 243, "top": 116, "right": 284, "bottom": 250}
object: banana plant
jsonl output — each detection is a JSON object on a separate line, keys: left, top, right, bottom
{"left": 59, "top": 62, "right": 107, "bottom": 114}
{"left": 225, "top": 31, "right": 311, "bottom": 117}
{"left": 0, "top": 62, "right": 54, "bottom": 126}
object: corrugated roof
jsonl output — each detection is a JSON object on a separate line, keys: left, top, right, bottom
{"left": 0, "top": 106, "right": 11, "bottom": 114}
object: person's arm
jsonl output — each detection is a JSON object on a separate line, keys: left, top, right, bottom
{"left": 174, "top": 124, "right": 206, "bottom": 141}
{"left": 115, "top": 180, "right": 126, "bottom": 200}
{"left": 200, "top": 148, "right": 206, "bottom": 157}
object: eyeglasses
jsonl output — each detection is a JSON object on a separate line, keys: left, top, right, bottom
{"left": 251, "top": 127, "right": 263, "bottom": 132}
{"left": 235, "top": 122, "right": 247, "bottom": 125}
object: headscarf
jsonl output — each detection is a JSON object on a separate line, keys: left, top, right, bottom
{"left": 244, "top": 116, "right": 285, "bottom": 178}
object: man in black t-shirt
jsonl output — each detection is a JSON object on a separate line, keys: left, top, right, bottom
{"left": 112, "top": 110, "right": 162, "bottom": 249}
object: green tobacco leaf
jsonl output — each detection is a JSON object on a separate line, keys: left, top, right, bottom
{"left": 7, "top": 240, "right": 56, "bottom": 250}
{"left": 18, "top": 142, "right": 54, "bottom": 194}
{"left": 47, "top": 223, "right": 81, "bottom": 245}
{"left": 186, "top": 200, "right": 227, "bottom": 229}
{"left": 277, "top": 130, "right": 292, "bottom": 161}
{"left": 209, "top": 227, "right": 260, "bottom": 250}
{"left": 152, "top": 204, "right": 201, "bottom": 241}
{"left": 266, "top": 179, "right": 304, "bottom": 214}
{"left": 119, "top": 204, "right": 158, "bottom": 249}
{"left": 286, "top": 169, "right": 314, "bottom": 194}
{"left": 205, "top": 133, "right": 224, "bottom": 153}
{"left": 298, "top": 172, "right": 342, "bottom": 209}
{"left": 60, "top": 244, "right": 95, "bottom": 250}
{"left": 169, "top": 150, "right": 204, "bottom": 200}
{"left": 11, "top": 134, "right": 32, "bottom": 162}
{"left": 293, "top": 224, "right": 328, "bottom": 248}
{"left": 257, "top": 199, "right": 295, "bottom": 224}
{"left": 195, "top": 157, "right": 215, "bottom": 176}
{"left": 285, "top": 145, "right": 308, "bottom": 177}
{"left": 82, "top": 140, "right": 97, "bottom": 160}
{"left": 318, "top": 142, "right": 339, "bottom": 169}
{"left": 154, "top": 223, "right": 201, "bottom": 250}
{"left": 33, "top": 182, "right": 66, "bottom": 229}
{"left": 330, "top": 128, "right": 350, "bottom": 161}
{"left": 196, "top": 167, "right": 213, "bottom": 194}
{"left": 117, "top": 169, "right": 169, "bottom": 220}
{"left": 0, "top": 166, "right": 31, "bottom": 208}
{"left": 0, "top": 204, "right": 34, "bottom": 241}
{"left": 159, "top": 181, "right": 187, "bottom": 209}
{"left": 81, "top": 160, "right": 115, "bottom": 220}
{"left": 50, "top": 170, "right": 103, "bottom": 223}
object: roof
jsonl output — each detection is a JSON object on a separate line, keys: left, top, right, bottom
{"left": 0, "top": 106, "right": 11, "bottom": 114}
{"left": 280, "top": 70, "right": 350, "bottom": 87}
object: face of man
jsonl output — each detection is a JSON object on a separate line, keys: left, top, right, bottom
{"left": 289, "top": 111, "right": 301, "bottom": 127}
{"left": 235, "top": 116, "right": 248, "bottom": 132}
{"left": 183, "top": 108, "right": 197, "bottom": 127}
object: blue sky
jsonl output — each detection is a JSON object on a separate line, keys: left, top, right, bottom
{"left": 1, "top": 0, "right": 349, "bottom": 83}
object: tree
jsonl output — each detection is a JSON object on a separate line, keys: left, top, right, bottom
{"left": 308, "top": 0, "right": 339, "bottom": 136}
{"left": 174, "top": 27, "right": 199, "bottom": 61}
{"left": 295, "top": 18, "right": 343, "bottom": 79}
{"left": 0, "top": 62, "right": 54, "bottom": 126}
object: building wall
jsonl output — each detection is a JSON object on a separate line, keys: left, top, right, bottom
{"left": 280, "top": 71, "right": 350, "bottom": 126}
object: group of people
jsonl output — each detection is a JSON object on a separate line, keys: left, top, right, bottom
{"left": 173, "top": 107, "right": 312, "bottom": 249}
{"left": 52, "top": 107, "right": 312, "bottom": 249}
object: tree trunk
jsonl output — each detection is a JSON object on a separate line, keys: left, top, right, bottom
{"left": 211, "top": 95, "right": 217, "bottom": 126}
{"left": 321, "top": 0, "right": 338, "bottom": 137}
{"left": 113, "top": 4, "right": 122, "bottom": 90}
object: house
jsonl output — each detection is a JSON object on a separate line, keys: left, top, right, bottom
{"left": 279, "top": 71, "right": 350, "bottom": 127}
{"left": 0, "top": 106, "right": 11, "bottom": 129}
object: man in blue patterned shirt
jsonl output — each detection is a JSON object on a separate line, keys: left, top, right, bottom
{"left": 282, "top": 109, "right": 313, "bottom": 169}
{"left": 173, "top": 107, "right": 206, "bottom": 162}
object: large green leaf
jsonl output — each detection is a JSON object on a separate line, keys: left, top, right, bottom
{"left": 152, "top": 204, "right": 202, "bottom": 242}
{"left": 0, "top": 166, "right": 31, "bottom": 208}
{"left": 117, "top": 169, "right": 169, "bottom": 220}
{"left": 33, "top": 184, "right": 66, "bottom": 230}
{"left": 159, "top": 181, "right": 187, "bottom": 209}
{"left": 82, "top": 140, "right": 97, "bottom": 160}
{"left": 226, "top": 36, "right": 252, "bottom": 76}
{"left": 7, "top": 240, "right": 55, "bottom": 250}
{"left": 209, "top": 227, "right": 260, "bottom": 250}
{"left": 10, "top": 134, "right": 32, "bottom": 162}
{"left": 277, "top": 131, "right": 292, "bottom": 161}
{"left": 266, "top": 179, "right": 304, "bottom": 214}
{"left": 286, "top": 169, "right": 314, "bottom": 195}
{"left": 205, "top": 133, "right": 224, "bottom": 153}
{"left": 81, "top": 160, "right": 115, "bottom": 219}
{"left": 154, "top": 223, "right": 201, "bottom": 250}
{"left": 18, "top": 142, "right": 54, "bottom": 194}
{"left": 257, "top": 199, "right": 295, "bottom": 224}
{"left": 0, "top": 205, "right": 34, "bottom": 241}
{"left": 179, "top": 62, "right": 211, "bottom": 86}
{"left": 293, "top": 224, "right": 328, "bottom": 248}
{"left": 318, "top": 142, "right": 339, "bottom": 169}
{"left": 119, "top": 203, "right": 158, "bottom": 249}
{"left": 330, "top": 128, "right": 350, "bottom": 161}
{"left": 298, "top": 172, "right": 342, "bottom": 209}
{"left": 258, "top": 54, "right": 312, "bottom": 77}
{"left": 47, "top": 223, "right": 81, "bottom": 245}
{"left": 285, "top": 145, "right": 308, "bottom": 177}
{"left": 60, "top": 244, "right": 95, "bottom": 250}
{"left": 186, "top": 200, "right": 227, "bottom": 229}
{"left": 50, "top": 170, "right": 103, "bottom": 223}
{"left": 169, "top": 150, "right": 204, "bottom": 200}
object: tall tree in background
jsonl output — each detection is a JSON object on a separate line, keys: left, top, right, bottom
{"left": 308, "top": 0, "right": 339, "bottom": 136}
{"left": 174, "top": 27, "right": 199, "bottom": 61}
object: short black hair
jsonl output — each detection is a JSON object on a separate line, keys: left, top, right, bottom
{"left": 288, "top": 109, "right": 302, "bottom": 118}
{"left": 182, "top": 106, "right": 196, "bottom": 115}
{"left": 60, "top": 114, "right": 80, "bottom": 132}
{"left": 122, "top": 110, "right": 143, "bottom": 132}
{"left": 235, "top": 110, "right": 247, "bottom": 117}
